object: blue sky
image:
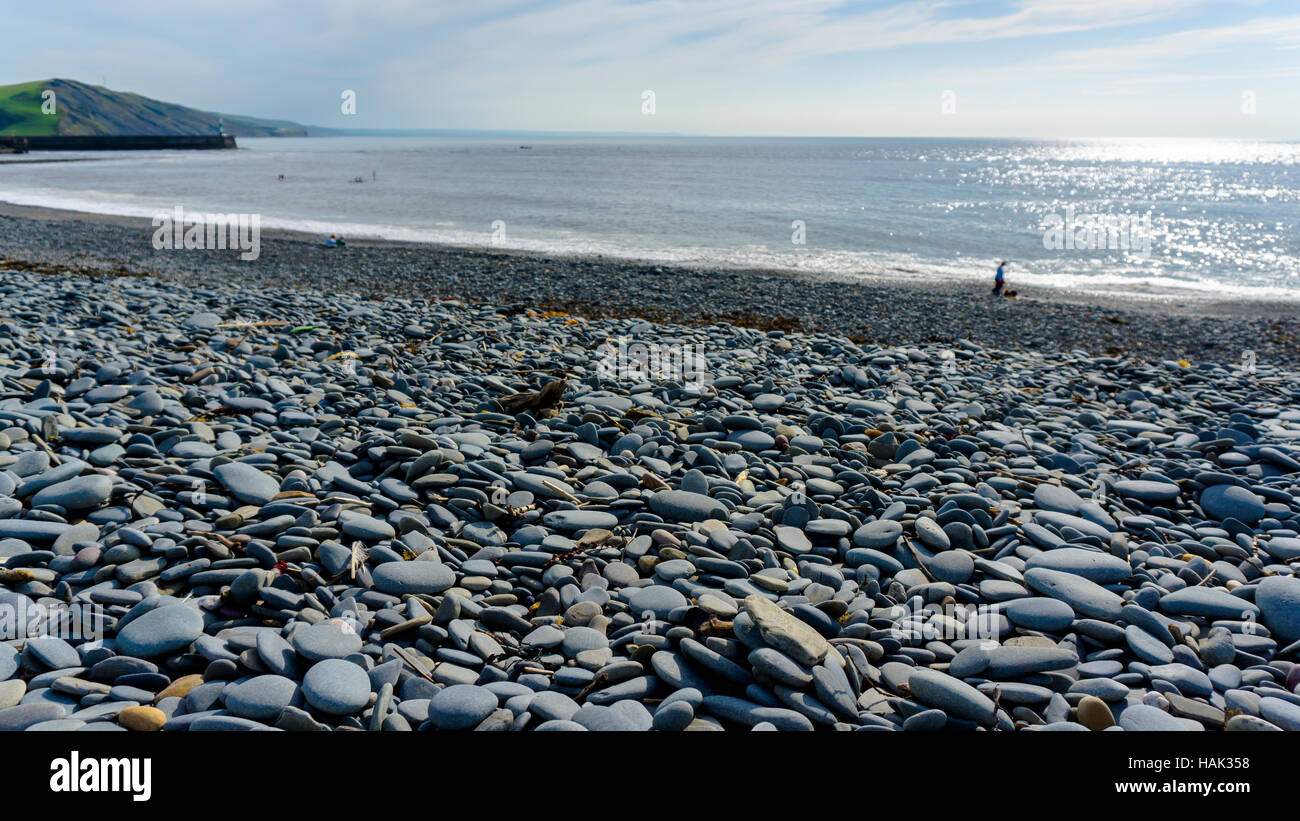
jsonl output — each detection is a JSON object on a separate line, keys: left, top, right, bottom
{"left": 4, "top": 0, "right": 1299, "bottom": 136}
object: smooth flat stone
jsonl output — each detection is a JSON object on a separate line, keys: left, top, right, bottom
{"left": 115, "top": 604, "right": 205, "bottom": 657}
{"left": 291, "top": 620, "right": 363, "bottom": 662}
{"left": 1118, "top": 703, "right": 1193, "bottom": 731}
{"left": 929, "top": 551, "right": 975, "bottom": 584}
{"left": 1159, "top": 587, "right": 1258, "bottom": 620}
{"left": 339, "top": 512, "right": 396, "bottom": 541}
{"left": 747, "top": 648, "right": 813, "bottom": 689}
{"left": 303, "top": 659, "right": 370, "bottom": 715}
{"left": 907, "top": 668, "right": 996, "bottom": 726}
{"left": 31, "top": 474, "right": 114, "bottom": 510}
{"left": 1003, "top": 598, "right": 1075, "bottom": 631}
{"left": 1255, "top": 576, "right": 1300, "bottom": 643}
{"left": 1114, "top": 480, "right": 1180, "bottom": 504}
{"left": 223, "top": 675, "right": 300, "bottom": 721}
{"left": 1199, "top": 484, "right": 1266, "bottom": 524}
{"left": 428, "top": 684, "right": 497, "bottom": 730}
{"left": 213, "top": 461, "right": 281, "bottom": 506}
{"left": 542, "top": 510, "right": 619, "bottom": 531}
{"left": 1025, "top": 548, "right": 1130, "bottom": 584}
{"left": 1034, "top": 484, "right": 1084, "bottom": 514}
{"left": 982, "top": 646, "right": 1077, "bottom": 678}
{"left": 255, "top": 631, "right": 300, "bottom": 678}
{"left": 1125, "top": 625, "right": 1175, "bottom": 665}
{"left": 743, "top": 595, "right": 830, "bottom": 667}
{"left": 0, "top": 702, "right": 68, "bottom": 730}
{"left": 623, "top": 585, "right": 688, "bottom": 620}
{"left": 372, "top": 561, "right": 455, "bottom": 595}
{"left": 699, "top": 695, "right": 813, "bottom": 731}
{"left": 1024, "top": 568, "right": 1124, "bottom": 620}
{"left": 852, "top": 520, "right": 903, "bottom": 549}
{"left": 648, "top": 490, "right": 726, "bottom": 523}
{"left": 25, "top": 636, "right": 81, "bottom": 670}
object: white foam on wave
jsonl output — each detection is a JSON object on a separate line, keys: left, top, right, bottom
{"left": 4, "top": 186, "right": 1299, "bottom": 304}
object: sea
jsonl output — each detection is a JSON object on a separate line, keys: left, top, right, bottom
{"left": 1, "top": 136, "right": 1297, "bottom": 301}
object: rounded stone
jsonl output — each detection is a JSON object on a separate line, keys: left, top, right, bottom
{"left": 222, "top": 674, "right": 300, "bottom": 720}
{"left": 1024, "top": 568, "right": 1124, "bottom": 621}
{"left": 0, "top": 703, "right": 68, "bottom": 730}
{"left": 429, "top": 684, "right": 498, "bottom": 730}
{"left": 929, "top": 550, "right": 974, "bottom": 584}
{"left": 303, "top": 659, "right": 371, "bottom": 715}
{"left": 915, "top": 518, "right": 950, "bottom": 550}
{"left": 340, "top": 512, "right": 396, "bottom": 541}
{"left": 115, "top": 604, "right": 205, "bottom": 657}
{"left": 561, "top": 626, "right": 609, "bottom": 656}
{"left": 648, "top": 490, "right": 726, "bottom": 522}
{"left": 291, "top": 620, "right": 363, "bottom": 662}
{"left": 1114, "top": 480, "right": 1180, "bottom": 503}
{"left": 118, "top": 705, "right": 166, "bottom": 731}
{"left": 1033, "top": 484, "right": 1083, "bottom": 514}
{"left": 1119, "top": 703, "right": 1191, "bottom": 731}
{"left": 1003, "top": 598, "right": 1075, "bottom": 632}
{"left": 1199, "top": 484, "right": 1266, "bottom": 524}
{"left": 1025, "top": 548, "right": 1131, "bottom": 584}
{"left": 31, "top": 474, "right": 114, "bottom": 510}
{"left": 652, "top": 699, "right": 695, "bottom": 731}
{"left": 852, "top": 520, "right": 903, "bottom": 549}
{"left": 372, "top": 561, "right": 455, "bottom": 595}
{"left": 1076, "top": 696, "right": 1115, "bottom": 730}
{"left": 542, "top": 510, "right": 619, "bottom": 531}
{"left": 1255, "top": 576, "right": 1300, "bottom": 643}
{"left": 1159, "top": 586, "right": 1258, "bottom": 620}
{"left": 25, "top": 636, "right": 80, "bottom": 670}
{"left": 623, "top": 585, "right": 688, "bottom": 619}
{"left": 904, "top": 669, "right": 996, "bottom": 727}
{"left": 212, "top": 461, "right": 281, "bottom": 506}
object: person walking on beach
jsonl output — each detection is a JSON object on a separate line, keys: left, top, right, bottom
{"left": 992, "top": 260, "right": 1007, "bottom": 297}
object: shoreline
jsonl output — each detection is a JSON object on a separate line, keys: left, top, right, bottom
{"left": 2, "top": 199, "right": 1299, "bottom": 365}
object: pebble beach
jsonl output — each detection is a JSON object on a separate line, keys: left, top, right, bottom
{"left": 1, "top": 208, "right": 1300, "bottom": 733}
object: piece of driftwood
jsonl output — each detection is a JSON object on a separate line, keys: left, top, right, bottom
{"left": 498, "top": 378, "right": 568, "bottom": 417}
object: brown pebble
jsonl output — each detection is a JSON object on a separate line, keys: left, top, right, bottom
{"left": 1077, "top": 695, "right": 1115, "bottom": 731}
{"left": 119, "top": 705, "right": 166, "bottom": 732}
{"left": 155, "top": 673, "right": 204, "bottom": 701}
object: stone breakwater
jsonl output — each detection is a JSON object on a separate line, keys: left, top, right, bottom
{"left": 1, "top": 267, "right": 1300, "bottom": 733}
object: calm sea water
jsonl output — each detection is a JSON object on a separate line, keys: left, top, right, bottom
{"left": 2, "top": 136, "right": 1298, "bottom": 300}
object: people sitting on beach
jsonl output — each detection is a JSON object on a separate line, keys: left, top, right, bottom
{"left": 325, "top": 234, "right": 347, "bottom": 248}
{"left": 992, "top": 260, "right": 1007, "bottom": 297}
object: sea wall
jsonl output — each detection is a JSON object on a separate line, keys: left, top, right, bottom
{"left": 0, "top": 135, "right": 236, "bottom": 151}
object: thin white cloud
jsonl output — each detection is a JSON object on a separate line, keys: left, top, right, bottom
{"left": 4, "top": 0, "right": 1298, "bottom": 136}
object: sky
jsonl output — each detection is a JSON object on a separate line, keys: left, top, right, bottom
{"left": 4, "top": 0, "right": 1300, "bottom": 137}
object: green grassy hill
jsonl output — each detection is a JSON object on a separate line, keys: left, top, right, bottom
{"left": 0, "top": 78, "right": 309, "bottom": 137}
{"left": 0, "top": 81, "right": 60, "bottom": 135}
